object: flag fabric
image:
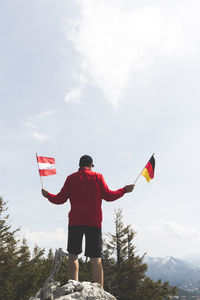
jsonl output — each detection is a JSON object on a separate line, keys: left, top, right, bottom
{"left": 141, "top": 155, "right": 155, "bottom": 182}
{"left": 36, "top": 155, "right": 56, "bottom": 176}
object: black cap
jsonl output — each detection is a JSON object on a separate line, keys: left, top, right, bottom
{"left": 79, "top": 155, "right": 94, "bottom": 167}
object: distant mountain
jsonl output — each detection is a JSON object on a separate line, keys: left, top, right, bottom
{"left": 182, "top": 254, "right": 200, "bottom": 268}
{"left": 145, "top": 256, "right": 200, "bottom": 293}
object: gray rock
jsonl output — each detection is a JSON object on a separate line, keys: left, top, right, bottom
{"left": 29, "top": 249, "right": 116, "bottom": 300}
{"left": 29, "top": 280, "right": 116, "bottom": 300}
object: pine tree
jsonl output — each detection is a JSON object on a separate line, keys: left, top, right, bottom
{"left": 103, "top": 208, "right": 147, "bottom": 299}
{"left": 14, "top": 238, "right": 32, "bottom": 300}
{"left": 46, "top": 248, "right": 54, "bottom": 275}
{"left": 135, "top": 277, "right": 177, "bottom": 300}
{"left": 103, "top": 208, "right": 177, "bottom": 300}
{"left": 29, "top": 244, "right": 46, "bottom": 295}
{"left": 0, "top": 197, "right": 56, "bottom": 299}
{"left": 0, "top": 196, "right": 20, "bottom": 300}
{"left": 106, "top": 209, "right": 129, "bottom": 268}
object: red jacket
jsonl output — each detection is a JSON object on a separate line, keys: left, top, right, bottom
{"left": 47, "top": 167, "right": 125, "bottom": 228}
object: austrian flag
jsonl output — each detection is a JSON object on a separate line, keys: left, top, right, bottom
{"left": 36, "top": 155, "right": 56, "bottom": 176}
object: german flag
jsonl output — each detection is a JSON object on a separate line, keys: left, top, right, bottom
{"left": 141, "top": 155, "right": 155, "bottom": 182}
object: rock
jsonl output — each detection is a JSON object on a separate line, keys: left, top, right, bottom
{"left": 29, "top": 280, "right": 116, "bottom": 300}
{"left": 28, "top": 248, "right": 116, "bottom": 300}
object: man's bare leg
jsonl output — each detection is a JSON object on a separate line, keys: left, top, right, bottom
{"left": 90, "top": 258, "right": 104, "bottom": 287}
{"left": 68, "top": 253, "right": 79, "bottom": 281}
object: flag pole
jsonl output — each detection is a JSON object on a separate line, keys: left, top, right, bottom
{"left": 133, "top": 168, "right": 145, "bottom": 185}
{"left": 36, "top": 153, "right": 44, "bottom": 189}
{"left": 133, "top": 153, "right": 155, "bottom": 185}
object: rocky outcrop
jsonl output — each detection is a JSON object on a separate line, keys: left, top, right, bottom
{"left": 29, "top": 279, "right": 117, "bottom": 300}
{"left": 29, "top": 248, "right": 116, "bottom": 299}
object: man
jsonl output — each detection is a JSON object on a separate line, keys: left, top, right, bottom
{"left": 41, "top": 155, "right": 134, "bottom": 287}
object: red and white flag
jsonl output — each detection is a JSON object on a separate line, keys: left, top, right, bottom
{"left": 36, "top": 155, "right": 56, "bottom": 176}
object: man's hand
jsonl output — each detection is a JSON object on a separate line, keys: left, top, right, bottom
{"left": 124, "top": 184, "right": 135, "bottom": 193}
{"left": 41, "top": 188, "right": 49, "bottom": 198}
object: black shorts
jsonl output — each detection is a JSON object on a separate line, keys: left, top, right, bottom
{"left": 67, "top": 226, "right": 102, "bottom": 258}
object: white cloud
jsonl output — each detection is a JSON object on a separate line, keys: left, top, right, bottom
{"left": 134, "top": 220, "right": 200, "bottom": 257}
{"left": 65, "top": 0, "right": 199, "bottom": 106}
{"left": 23, "top": 110, "right": 54, "bottom": 142}
{"left": 64, "top": 86, "right": 82, "bottom": 104}
{"left": 138, "top": 220, "right": 199, "bottom": 240}
{"left": 20, "top": 227, "right": 67, "bottom": 251}
{"left": 31, "top": 131, "right": 50, "bottom": 142}
{"left": 64, "top": 73, "right": 88, "bottom": 104}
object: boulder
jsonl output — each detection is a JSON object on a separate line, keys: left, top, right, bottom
{"left": 29, "top": 279, "right": 117, "bottom": 300}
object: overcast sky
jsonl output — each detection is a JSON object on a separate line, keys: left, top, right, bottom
{"left": 1, "top": 0, "right": 200, "bottom": 259}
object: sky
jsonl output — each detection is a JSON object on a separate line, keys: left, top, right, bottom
{"left": 1, "top": 0, "right": 200, "bottom": 260}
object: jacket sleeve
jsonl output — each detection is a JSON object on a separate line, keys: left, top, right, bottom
{"left": 99, "top": 174, "right": 125, "bottom": 202}
{"left": 47, "top": 176, "right": 70, "bottom": 205}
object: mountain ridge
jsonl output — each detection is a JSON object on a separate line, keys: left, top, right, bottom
{"left": 145, "top": 255, "right": 200, "bottom": 293}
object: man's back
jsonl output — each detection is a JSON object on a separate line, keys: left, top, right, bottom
{"left": 47, "top": 167, "right": 125, "bottom": 227}
{"left": 68, "top": 167, "right": 103, "bottom": 227}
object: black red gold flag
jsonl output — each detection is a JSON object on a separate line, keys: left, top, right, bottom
{"left": 141, "top": 155, "right": 155, "bottom": 182}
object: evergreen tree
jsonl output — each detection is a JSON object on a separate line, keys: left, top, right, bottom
{"left": 29, "top": 244, "right": 46, "bottom": 295}
{"left": 46, "top": 248, "right": 54, "bottom": 275}
{"left": 135, "top": 277, "right": 177, "bottom": 300}
{"left": 0, "top": 197, "right": 53, "bottom": 299}
{"left": 0, "top": 196, "right": 20, "bottom": 300}
{"left": 103, "top": 208, "right": 177, "bottom": 300}
{"left": 15, "top": 238, "right": 32, "bottom": 300}
{"left": 47, "top": 248, "right": 54, "bottom": 261}
{"left": 106, "top": 209, "right": 129, "bottom": 268}
{"left": 103, "top": 208, "right": 147, "bottom": 299}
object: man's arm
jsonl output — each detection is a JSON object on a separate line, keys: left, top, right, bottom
{"left": 41, "top": 177, "right": 70, "bottom": 205}
{"left": 99, "top": 174, "right": 135, "bottom": 201}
